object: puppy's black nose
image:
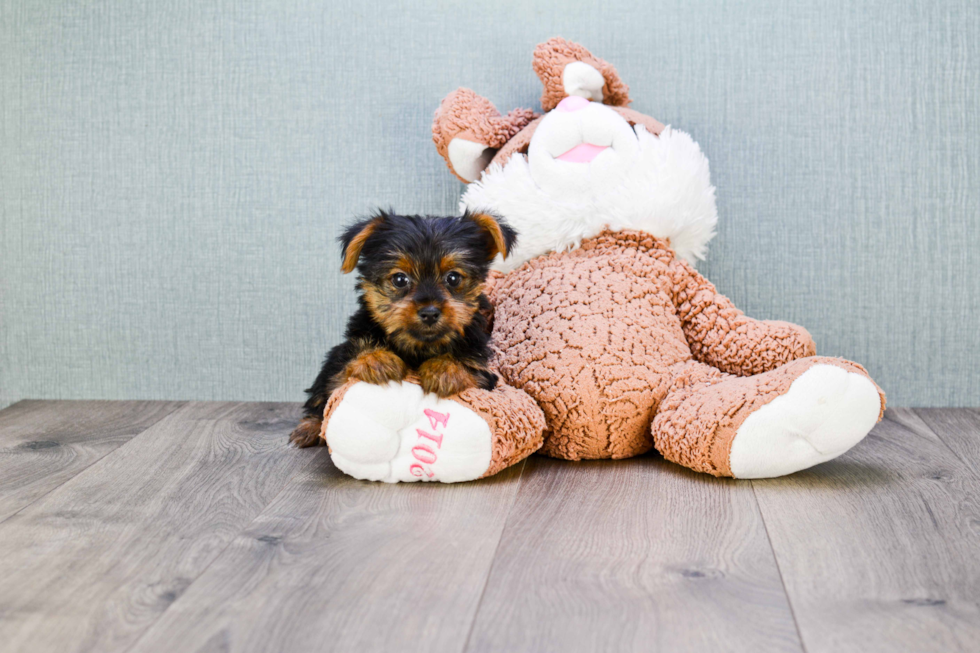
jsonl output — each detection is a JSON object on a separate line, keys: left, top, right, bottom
{"left": 417, "top": 306, "right": 441, "bottom": 326}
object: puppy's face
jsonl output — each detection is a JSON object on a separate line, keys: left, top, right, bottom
{"left": 340, "top": 211, "right": 516, "bottom": 352}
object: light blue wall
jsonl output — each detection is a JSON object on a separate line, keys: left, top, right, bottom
{"left": 2, "top": 0, "right": 978, "bottom": 409}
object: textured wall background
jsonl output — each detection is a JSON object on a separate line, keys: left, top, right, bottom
{"left": 2, "top": 0, "right": 978, "bottom": 409}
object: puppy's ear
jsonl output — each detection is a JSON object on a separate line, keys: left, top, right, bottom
{"left": 339, "top": 213, "right": 384, "bottom": 273}
{"left": 466, "top": 211, "right": 518, "bottom": 261}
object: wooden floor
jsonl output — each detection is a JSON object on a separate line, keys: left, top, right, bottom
{"left": 0, "top": 402, "right": 978, "bottom": 653}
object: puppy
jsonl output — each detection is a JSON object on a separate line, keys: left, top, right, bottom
{"left": 290, "top": 210, "right": 517, "bottom": 448}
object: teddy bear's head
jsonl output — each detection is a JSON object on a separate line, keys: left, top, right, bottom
{"left": 433, "top": 38, "right": 719, "bottom": 272}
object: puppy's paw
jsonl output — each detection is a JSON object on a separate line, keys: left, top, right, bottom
{"left": 344, "top": 348, "right": 408, "bottom": 386}
{"left": 290, "top": 416, "right": 324, "bottom": 448}
{"left": 419, "top": 355, "right": 479, "bottom": 397}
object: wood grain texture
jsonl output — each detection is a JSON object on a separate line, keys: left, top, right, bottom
{"left": 752, "top": 408, "right": 980, "bottom": 653}
{"left": 128, "top": 456, "right": 527, "bottom": 653}
{"left": 3, "top": 401, "right": 979, "bottom": 653}
{"left": 0, "top": 400, "right": 185, "bottom": 522}
{"left": 464, "top": 456, "right": 803, "bottom": 653}
{"left": 0, "top": 401, "right": 310, "bottom": 653}
{"left": 914, "top": 408, "right": 980, "bottom": 478}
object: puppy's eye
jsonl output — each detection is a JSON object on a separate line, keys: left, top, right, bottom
{"left": 445, "top": 271, "right": 463, "bottom": 288}
{"left": 391, "top": 273, "right": 411, "bottom": 289}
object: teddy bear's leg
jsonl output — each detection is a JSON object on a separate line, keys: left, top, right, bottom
{"left": 320, "top": 377, "right": 545, "bottom": 483}
{"left": 651, "top": 357, "right": 885, "bottom": 478}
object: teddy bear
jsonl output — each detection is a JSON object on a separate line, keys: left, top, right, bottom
{"left": 318, "top": 37, "right": 885, "bottom": 483}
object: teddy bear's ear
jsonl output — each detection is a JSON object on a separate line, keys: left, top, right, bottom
{"left": 533, "top": 37, "right": 632, "bottom": 112}
{"left": 432, "top": 88, "right": 538, "bottom": 183}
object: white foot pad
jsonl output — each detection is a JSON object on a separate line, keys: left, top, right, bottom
{"left": 729, "top": 364, "right": 881, "bottom": 479}
{"left": 325, "top": 382, "right": 492, "bottom": 483}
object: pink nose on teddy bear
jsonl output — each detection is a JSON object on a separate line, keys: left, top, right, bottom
{"left": 557, "top": 96, "right": 590, "bottom": 112}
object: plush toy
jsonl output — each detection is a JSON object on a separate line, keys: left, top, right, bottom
{"left": 320, "top": 37, "right": 885, "bottom": 482}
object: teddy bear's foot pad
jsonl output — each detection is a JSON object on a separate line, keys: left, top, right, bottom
{"left": 325, "top": 381, "right": 493, "bottom": 483}
{"left": 729, "top": 364, "right": 881, "bottom": 479}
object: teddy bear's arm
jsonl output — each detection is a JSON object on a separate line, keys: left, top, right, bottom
{"left": 669, "top": 258, "right": 817, "bottom": 376}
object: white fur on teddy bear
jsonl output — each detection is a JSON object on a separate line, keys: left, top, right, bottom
{"left": 325, "top": 381, "right": 493, "bottom": 483}
{"left": 729, "top": 364, "right": 881, "bottom": 478}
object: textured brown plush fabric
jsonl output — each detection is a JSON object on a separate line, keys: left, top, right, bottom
{"left": 669, "top": 257, "right": 818, "bottom": 376}
{"left": 454, "top": 381, "right": 547, "bottom": 478}
{"left": 487, "top": 229, "right": 883, "bottom": 464}
{"left": 532, "top": 37, "right": 632, "bottom": 111}
{"left": 319, "top": 378, "right": 356, "bottom": 449}
{"left": 489, "top": 230, "right": 690, "bottom": 460}
{"left": 431, "top": 88, "right": 538, "bottom": 182}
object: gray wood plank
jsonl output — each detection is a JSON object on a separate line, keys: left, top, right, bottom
{"left": 0, "top": 401, "right": 311, "bottom": 653}
{"left": 752, "top": 408, "right": 980, "bottom": 653}
{"left": 914, "top": 408, "right": 980, "bottom": 478}
{"left": 465, "top": 456, "right": 803, "bottom": 653}
{"left": 127, "top": 456, "right": 527, "bottom": 653}
{"left": 0, "top": 400, "right": 185, "bottom": 522}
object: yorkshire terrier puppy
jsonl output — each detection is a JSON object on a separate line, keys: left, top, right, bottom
{"left": 289, "top": 210, "right": 517, "bottom": 448}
